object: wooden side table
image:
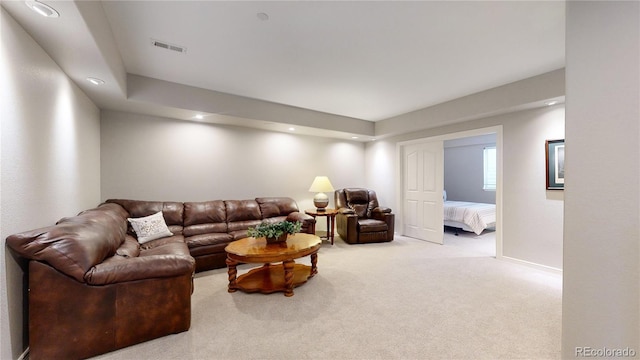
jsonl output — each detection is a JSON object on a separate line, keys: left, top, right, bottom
{"left": 305, "top": 208, "right": 338, "bottom": 245}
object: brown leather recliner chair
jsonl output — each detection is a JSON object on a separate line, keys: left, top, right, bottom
{"left": 335, "top": 188, "right": 395, "bottom": 244}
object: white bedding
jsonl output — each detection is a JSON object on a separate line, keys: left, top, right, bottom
{"left": 443, "top": 201, "right": 496, "bottom": 235}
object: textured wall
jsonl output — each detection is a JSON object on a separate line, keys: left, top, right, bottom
{"left": 100, "top": 110, "right": 366, "bottom": 213}
{"left": 1, "top": 9, "right": 101, "bottom": 359}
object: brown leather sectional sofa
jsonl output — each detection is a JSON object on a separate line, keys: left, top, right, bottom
{"left": 106, "top": 197, "right": 315, "bottom": 272}
{"left": 6, "top": 197, "right": 315, "bottom": 360}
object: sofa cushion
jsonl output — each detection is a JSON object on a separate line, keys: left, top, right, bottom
{"left": 188, "top": 242, "right": 231, "bottom": 257}
{"left": 85, "top": 253, "right": 194, "bottom": 285}
{"left": 260, "top": 216, "right": 288, "bottom": 225}
{"left": 116, "top": 235, "right": 141, "bottom": 258}
{"left": 345, "top": 189, "right": 369, "bottom": 204}
{"left": 128, "top": 211, "right": 174, "bottom": 244}
{"left": 344, "top": 189, "right": 380, "bottom": 218}
{"left": 183, "top": 201, "right": 227, "bottom": 235}
{"left": 184, "top": 223, "right": 227, "bottom": 237}
{"left": 106, "top": 199, "right": 184, "bottom": 235}
{"left": 357, "top": 219, "right": 388, "bottom": 233}
{"left": 139, "top": 238, "right": 190, "bottom": 257}
{"left": 139, "top": 234, "right": 186, "bottom": 250}
{"left": 255, "top": 197, "right": 299, "bottom": 218}
{"left": 184, "top": 233, "right": 233, "bottom": 249}
{"left": 349, "top": 204, "right": 368, "bottom": 219}
{"left": 225, "top": 200, "right": 262, "bottom": 222}
{"left": 229, "top": 228, "right": 255, "bottom": 240}
{"left": 345, "top": 189, "right": 369, "bottom": 218}
{"left": 225, "top": 200, "right": 262, "bottom": 234}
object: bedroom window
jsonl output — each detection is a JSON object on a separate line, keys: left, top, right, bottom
{"left": 483, "top": 146, "right": 496, "bottom": 191}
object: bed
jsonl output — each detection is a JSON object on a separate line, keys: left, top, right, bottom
{"left": 443, "top": 201, "right": 496, "bottom": 235}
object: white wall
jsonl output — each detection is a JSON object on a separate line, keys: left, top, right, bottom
{"left": 366, "top": 105, "right": 565, "bottom": 269}
{"left": 0, "top": 8, "right": 101, "bottom": 359}
{"left": 562, "top": 1, "right": 639, "bottom": 356}
{"left": 503, "top": 107, "right": 565, "bottom": 268}
{"left": 364, "top": 139, "right": 396, "bottom": 207}
{"left": 100, "top": 110, "right": 366, "bottom": 212}
{"left": 444, "top": 134, "right": 497, "bottom": 204}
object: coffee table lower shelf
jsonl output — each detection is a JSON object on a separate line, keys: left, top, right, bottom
{"left": 230, "top": 263, "right": 315, "bottom": 296}
{"left": 225, "top": 234, "right": 321, "bottom": 297}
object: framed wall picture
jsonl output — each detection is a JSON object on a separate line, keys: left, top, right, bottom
{"left": 546, "top": 139, "right": 565, "bottom": 190}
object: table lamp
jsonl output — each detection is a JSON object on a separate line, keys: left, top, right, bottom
{"left": 308, "top": 176, "right": 334, "bottom": 211}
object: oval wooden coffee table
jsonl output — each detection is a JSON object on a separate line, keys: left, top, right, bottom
{"left": 225, "top": 233, "right": 321, "bottom": 297}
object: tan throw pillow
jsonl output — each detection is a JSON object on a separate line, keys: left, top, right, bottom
{"left": 127, "top": 211, "right": 173, "bottom": 244}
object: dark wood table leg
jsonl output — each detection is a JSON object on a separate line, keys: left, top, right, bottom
{"left": 310, "top": 215, "right": 317, "bottom": 234}
{"left": 226, "top": 257, "right": 238, "bottom": 293}
{"left": 325, "top": 215, "right": 330, "bottom": 244}
{"left": 310, "top": 252, "right": 318, "bottom": 278}
{"left": 283, "top": 260, "right": 295, "bottom": 297}
{"left": 329, "top": 215, "right": 335, "bottom": 245}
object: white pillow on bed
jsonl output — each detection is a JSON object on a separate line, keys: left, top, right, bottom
{"left": 127, "top": 211, "right": 173, "bottom": 244}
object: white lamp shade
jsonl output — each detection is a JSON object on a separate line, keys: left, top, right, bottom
{"left": 309, "top": 176, "right": 334, "bottom": 210}
{"left": 308, "top": 176, "right": 334, "bottom": 193}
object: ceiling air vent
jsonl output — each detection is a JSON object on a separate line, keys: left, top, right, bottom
{"left": 151, "top": 39, "right": 187, "bottom": 54}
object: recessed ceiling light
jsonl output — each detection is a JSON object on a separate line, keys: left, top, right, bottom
{"left": 86, "top": 77, "right": 105, "bottom": 86}
{"left": 545, "top": 100, "right": 559, "bottom": 106}
{"left": 288, "top": 127, "right": 295, "bottom": 131}
{"left": 25, "top": 1, "right": 59, "bottom": 18}
{"left": 351, "top": 136, "right": 359, "bottom": 139}
{"left": 257, "top": 12, "right": 269, "bottom": 21}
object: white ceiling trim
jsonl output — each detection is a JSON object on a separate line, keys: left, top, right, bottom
{"left": 1, "top": 1, "right": 566, "bottom": 141}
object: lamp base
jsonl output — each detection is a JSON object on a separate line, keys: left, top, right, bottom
{"left": 313, "top": 193, "right": 329, "bottom": 210}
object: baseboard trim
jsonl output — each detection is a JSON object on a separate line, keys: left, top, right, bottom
{"left": 500, "top": 256, "right": 563, "bottom": 274}
{"left": 17, "top": 347, "right": 29, "bottom": 360}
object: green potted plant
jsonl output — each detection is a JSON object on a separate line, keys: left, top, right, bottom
{"left": 247, "top": 221, "right": 302, "bottom": 243}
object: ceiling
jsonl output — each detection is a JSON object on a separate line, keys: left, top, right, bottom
{"left": 2, "top": 0, "right": 565, "bottom": 139}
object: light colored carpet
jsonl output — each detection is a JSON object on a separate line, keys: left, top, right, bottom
{"left": 93, "top": 231, "right": 562, "bottom": 360}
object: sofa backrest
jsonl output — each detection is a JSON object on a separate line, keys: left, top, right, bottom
{"left": 224, "top": 200, "right": 262, "bottom": 233}
{"left": 336, "top": 188, "right": 380, "bottom": 219}
{"left": 255, "top": 197, "right": 299, "bottom": 218}
{"left": 183, "top": 200, "right": 228, "bottom": 236}
{"left": 5, "top": 203, "right": 128, "bottom": 282}
{"left": 106, "top": 197, "right": 303, "bottom": 237}
{"left": 106, "top": 199, "right": 184, "bottom": 236}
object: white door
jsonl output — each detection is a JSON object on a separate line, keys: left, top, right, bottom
{"left": 402, "top": 141, "right": 444, "bottom": 244}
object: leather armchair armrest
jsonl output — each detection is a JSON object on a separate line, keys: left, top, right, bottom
{"left": 85, "top": 255, "right": 195, "bottom": 285}
{"left": 371, "top": 207, "right": 392, "bottom": 222}
{"left": 338, "top": 207, "right": 356, "bottom": 215}
{"left": 378, "top": 212, "right": 395, "bottom": 241}
{"left": 336, "top": 210, "right": 358, "bottom": 243}
{"left": 372, "top": 206, "right": 392, "bottom": 214}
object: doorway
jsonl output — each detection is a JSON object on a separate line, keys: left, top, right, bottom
{"left": 398, "top": 126, "right": 503, "bottom": 258}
